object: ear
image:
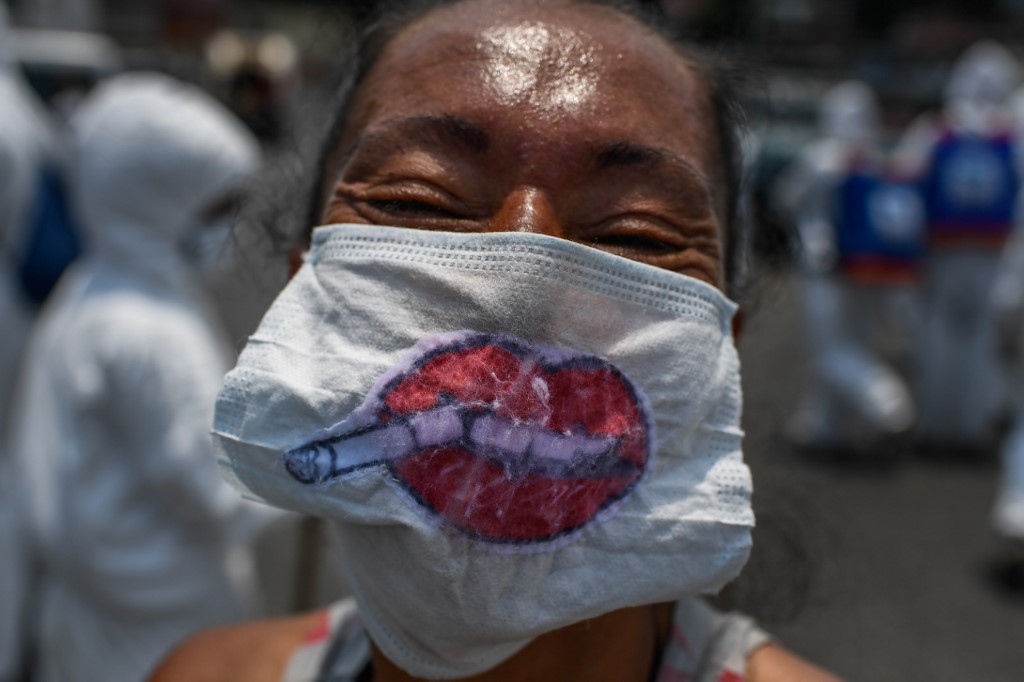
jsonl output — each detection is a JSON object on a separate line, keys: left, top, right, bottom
{"left": 288, "top": 249, "right": 304, "bottom": 278}
{"left": 731, "top": 309, "right": 744, "bottom": 341}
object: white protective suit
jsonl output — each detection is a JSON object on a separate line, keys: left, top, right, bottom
{"left": 990, "top": 86, "right": 1024, "bottom": 541}
{"left": 10, "top": 73, "right": 262, "bottom": 682}
{"left": 894, "top": 41, "right": 1023, "bottom": 449}
{"left": 0, "top": 5, "right": 59, "bottom": 679}
{"left": 779, "top": 81, "right": 918, "bottom": 451}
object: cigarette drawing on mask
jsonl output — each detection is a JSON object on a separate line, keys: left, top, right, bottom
{"left": 285, "top": 331, "right": 654, "bottom": 545}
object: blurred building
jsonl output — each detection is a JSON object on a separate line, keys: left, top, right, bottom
{"left": 9, "top": 0, "right": 1024, "bottom": 119}
{"left": 9, "top": 0, "right": 1024, "bottom": 233}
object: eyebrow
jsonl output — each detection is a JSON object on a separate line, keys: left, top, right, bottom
{"left": 592, "top": 139, "right": 717, "bottom": 207}
{"left": 413, "top": 114, "right": 490, "bottom": 154}
{"left": 592, "top": 140, "right": 709, "bottom": 185}
{"left": 344, "top": 114, "right": 490, "bottom": 165}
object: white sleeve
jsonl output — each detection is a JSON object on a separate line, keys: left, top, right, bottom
{"left": 99, "top": 304, "right": 251, "bottom": 536}
{"left": 891, "top": 113, "right": 941, "bottom": 178}
{"left": 658, "top": 597, "right": 773, "bottom": 682}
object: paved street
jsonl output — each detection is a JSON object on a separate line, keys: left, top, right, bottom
{"left": 736, "top": 270, "right": 1024, "bottom": 681}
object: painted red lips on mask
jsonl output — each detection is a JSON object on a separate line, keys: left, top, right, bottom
{"left": 285, "top": 332, "right": 653, "bottom": 545}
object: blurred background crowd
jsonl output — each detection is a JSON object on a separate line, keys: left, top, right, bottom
{"left": 2, "top": 0, "right": 1024, "bottom": 681}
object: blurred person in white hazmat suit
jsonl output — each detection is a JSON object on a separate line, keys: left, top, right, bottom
{"left": 894, "top": 40, "right": 1023, "bottom": 450}
{"left": 0, "top": 3, "right": 62, "bottom": 678}
{"left": 987, "top": 84, "right": 1024, "bottom": 583}
{"left": 778, "top": 81, "right": 921, "bottom": 453}
{"left": 8, "top": 73, "right": 265, "bottom": 682}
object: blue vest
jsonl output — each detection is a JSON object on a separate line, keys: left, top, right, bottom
{"left": 835, "top": 169, "right": 925, "bottom": 267}
{"left": 924, "top": 131, "right": 1018, "bottom": 239}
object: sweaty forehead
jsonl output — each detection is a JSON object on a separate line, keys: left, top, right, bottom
{"left": 340, "top": 1, "right": 720, "bottom": 176}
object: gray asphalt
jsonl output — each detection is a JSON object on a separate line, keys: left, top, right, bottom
{"left": 735, "top": 270, "right": 1024, "bottom": 682}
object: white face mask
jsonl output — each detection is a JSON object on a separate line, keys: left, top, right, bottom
{"left": 212, "top": 224, "right": 754, "bottom": 679}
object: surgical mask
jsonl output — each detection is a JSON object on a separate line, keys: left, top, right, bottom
{"left": 212, "top": 223, "right": 754, "bottom": 679}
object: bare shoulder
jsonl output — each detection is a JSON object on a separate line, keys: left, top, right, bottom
{"left": 747, "top": 644, "right": 845, "bottom": 682}
{"left": 148, "top": 611, "right": 326, "bottom": 682}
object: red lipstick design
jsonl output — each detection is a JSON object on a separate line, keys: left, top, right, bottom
{"left": 285, "top": 332, "right": 653, "bottom": 545}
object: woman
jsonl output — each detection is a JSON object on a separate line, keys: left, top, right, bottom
{"left": 154, "top": 1, "right": 840, "bottom": 680}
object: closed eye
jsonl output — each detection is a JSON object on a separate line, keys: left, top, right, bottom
{"left": 588, "top": 232, "right": 677, "bottom": 254}
{"left": 366, "top": 198, "right": 462, "bottom": 219}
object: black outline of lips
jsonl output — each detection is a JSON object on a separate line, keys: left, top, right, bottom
{"left": 285, "top": 332, "right": 653, "bottom": 545}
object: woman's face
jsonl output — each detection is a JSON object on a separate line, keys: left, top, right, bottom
{"left": 322, "top": 0, "right": 727, "bottom": 288}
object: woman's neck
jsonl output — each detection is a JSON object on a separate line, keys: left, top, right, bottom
{"left": 371, "top": 603, "right": 674, "bottom": 682}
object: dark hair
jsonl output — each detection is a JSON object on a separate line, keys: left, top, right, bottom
{"left": 299, "top": 0, "right": 750, "bottom": 294}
